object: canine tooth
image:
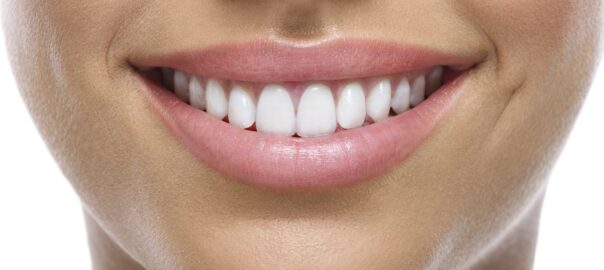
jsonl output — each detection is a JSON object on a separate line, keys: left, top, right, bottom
{"left": 256, "top": 85, "right": 296, "bottom": 136}
{"left": 391, "top": 78, "right": 411, "bottom": 114}
{"left": 189, "top": 76, "right": 205, "bottom": 110}
{"left": 410, "top": 75, "right": 426, "bottom": 107}
{"left": 206, "top": 79, "right": 228, "bottom": 119}
{"left": 427, "top": 67, "right": 444, "bottom": 95}
{"left": 297, "top": 83, "right": 337, "bottom": 138}
{"left": 161, "top": 68, "right": 174, "bottom": 91}
{"left": 174, "top": 71, "right": 190, "bottom": 103}
{"left": 366, "top": 78, "right": 392, "bottom": 122}
{"left": 228, "top": 84, "right": 256, "bottom": 129}
{"left": 337, "top": 82, "right": 366, "bottom": 129}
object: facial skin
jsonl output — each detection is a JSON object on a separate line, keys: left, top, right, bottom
{"left": 2, "top": 1, "right": 601, "bottom": 269}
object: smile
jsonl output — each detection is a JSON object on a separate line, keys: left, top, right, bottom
{"left": 132, "top": 39, "right": 476, "bottom": 189}
{"left": 160, "top": 65, "right": 445, "bottom": 137}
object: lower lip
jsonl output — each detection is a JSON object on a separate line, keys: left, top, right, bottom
{"left": 141, "top": 74, "right": 467, "bottom": 189}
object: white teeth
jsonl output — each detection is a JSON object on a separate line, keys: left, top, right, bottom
{"left": 164, "top": 67, "right": 444, "bottom": 137}
{"left": 410, "top": 75, "right": 426, "bottom": 107}
{"left": 366, "top": 78, "right": 392, "bottom": 122}
{"left": 391, "top": 78, "right": 411, "bottom": 114}
{"left": 228, "top": 84, "right": 256, "bottom": 129}
{"left": 205, "top": 79, "right": 228, "bottom": 119}
{"left": 427, "top": 66, "right": 444, "bottom": 94}
{"left": 337, "top": 82, "right": 366, "bottom": 129}
{"left": 174, "top": 71, "right": 190, "bottom": 103}
{"left": 297, "top": 83, "right": 337, "bottom": 138}
{"left": 256, "top": 85, "right": 296, "bottom": 136}
{"left": 189, "top": 76, "right": 206, "bottom": 110}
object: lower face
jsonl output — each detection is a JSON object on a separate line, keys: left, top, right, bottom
{"left": 2, "top": 0, "right": 601, "bottom": 269}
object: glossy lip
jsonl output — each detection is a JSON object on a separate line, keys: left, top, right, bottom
{"left": 133, "top": 39, "right": 474, "bottom": 189}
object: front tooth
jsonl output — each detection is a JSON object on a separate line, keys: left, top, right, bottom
{"left": 256, "top": 84, "right": 296, "bottom": 136}
{"left": 391, "top": 78, "right": 411, "bottom": 114}
{"left": 337, "top": 82, "right": 366, "bottom": 129}
{"left": 174, "top": 71, "right": 190, "bottom": 103}
{"left": 366, "top": 78, "right": 392, "bottom": 122}
{"left": 297, "top": 83, "right": 337, "bottom": 138}
{"left": 189, "top": 76, "right": 205, "bottom": 110}
{"left": 206, "top": 79, "right": 228, "bottom": 119}
{"left": 410, "top": 75, "right": 426, "bottom": 107}
{"left": 228, "top": 84, "right": 256, "bottom": 129}
{"left": 426, "top": 67, "right": 443, "bottom": 95}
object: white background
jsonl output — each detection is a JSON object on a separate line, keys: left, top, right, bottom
{"left": 0, "top": 24, "right": 602, "bottom": 270}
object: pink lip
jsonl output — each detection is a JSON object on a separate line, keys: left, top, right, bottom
{"left": 135, "top": 39, "right": 473, "bottom": 189}
{"left": 135, "top": 39, "right": 471, "bottom": 82}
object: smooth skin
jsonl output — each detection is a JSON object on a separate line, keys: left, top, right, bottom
{"left": 2, "top": 1, "right": 602, "bottom": 269}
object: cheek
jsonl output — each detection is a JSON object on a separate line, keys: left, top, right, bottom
{"left": 462, "top": 0, "right": 582, "bottom": 37}
{"left": 2, "top": 0, "right": 145, "bottom": 124}
{"left": 459, "top": 0, "right": 600, "bottom": 66}
{"left": 1, "top": 0, "right": 148, "bottom": 191}
{"left": 457, "top": 0, "right": 601, "bottom": 110}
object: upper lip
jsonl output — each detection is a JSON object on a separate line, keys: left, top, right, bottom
{"left": 131, "top": 39, "right": 475, "bottom": 83}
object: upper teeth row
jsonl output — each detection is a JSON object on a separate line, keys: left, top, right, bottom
{"left": 161, "top": 67, "right": 444, "bottom": 138}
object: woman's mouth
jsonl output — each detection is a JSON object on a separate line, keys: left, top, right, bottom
{"left": 132, "top": 39, "right": 476, "bottom": 189}
{"left": 157, "top": 66, "right": 444, "bottom": 137}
